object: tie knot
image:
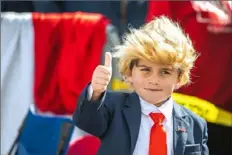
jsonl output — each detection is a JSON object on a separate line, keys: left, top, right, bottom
{"left": 149, "top": 113, "right": 165, "bottom": 124}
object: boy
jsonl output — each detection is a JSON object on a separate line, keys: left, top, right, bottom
{"left": 72, "top": 16, "right": 209, "bottom": 155}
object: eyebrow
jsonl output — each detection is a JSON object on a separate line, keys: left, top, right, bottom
{"left": 137, "top": 65, "right": 173, "bottom": 70}
{"left": 136, "top": 65, "right": 151, "bottom": 68}
{"left": 160, "top": 67, "right": 174, "bottom": 72}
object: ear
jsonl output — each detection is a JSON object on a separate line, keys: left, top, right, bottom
{"left": 125, "top": 76, "right": 133, "bottom": 85}
{"left": 175, "top": 73, "right": 182, "bottom": 90}
{"left": 174, "top": 84, "right": 180, "bottom": 90}
{"left": 174, "top": 82, "right": 181, "bottom": 90}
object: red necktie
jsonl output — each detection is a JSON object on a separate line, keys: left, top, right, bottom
{"left": 149, "top": 113, "right": 167, "bottom": 155}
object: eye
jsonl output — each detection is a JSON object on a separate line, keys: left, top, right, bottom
{"left": 140, "top": 68, "right": 150, "bottom": 72}
{"left": 161, "top": 70, "right": 170, "bottom": 75}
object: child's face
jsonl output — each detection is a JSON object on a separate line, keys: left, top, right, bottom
{"left": 127, "top": 59, "right": 180, "bottom": 106}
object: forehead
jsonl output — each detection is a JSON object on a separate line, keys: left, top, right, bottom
{"left": 137, "top": 59, "right": 173, "bottom": 70}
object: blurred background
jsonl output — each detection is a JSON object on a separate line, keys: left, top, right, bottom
{"left": 1, "top": 1, "right": 232, "bottom": 155}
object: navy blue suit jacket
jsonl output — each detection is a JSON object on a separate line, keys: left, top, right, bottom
{"left": 72, "top": 85, "right": 209, "bottom": 155}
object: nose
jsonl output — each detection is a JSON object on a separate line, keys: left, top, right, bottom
{"left": 147, "top": 73, "right": 159, "bottom": 85}
{"left": 148, "top": 80, "right": 159, "bottom": 85}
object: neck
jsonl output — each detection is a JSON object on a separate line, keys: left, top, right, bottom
{"left": 151, "top": 97, "right": 170, "bottom": 107}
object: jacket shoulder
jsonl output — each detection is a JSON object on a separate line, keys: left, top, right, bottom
{"left": 104, "top": 90, "right": 131, "bottom": 108}
{"left": 107, "top": 90, "right": 131, "bottom": 99}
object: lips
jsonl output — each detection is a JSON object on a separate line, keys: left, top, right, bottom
{"left": 144, "top": 88, "right": 162, "bottom": 91}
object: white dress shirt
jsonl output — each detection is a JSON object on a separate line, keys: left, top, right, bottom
{"left": 133, "top": 97, "right": 174, "bottom": 155}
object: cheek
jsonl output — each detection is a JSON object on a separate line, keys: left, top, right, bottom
{"left": 163, "top": 82, "right": 177, "bottom": 92}
{"left": 131, "top": 73, "right": 145, "bottom": 87}
{"left": 132, "top": 76, "right": 143, "bottom": 86}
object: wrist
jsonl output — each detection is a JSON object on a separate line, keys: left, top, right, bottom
{"left": 91, "top": 91, "right": 103, "bottom": 101}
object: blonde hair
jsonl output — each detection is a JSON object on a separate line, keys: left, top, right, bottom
{"left": 113, "top": 16, "right": 198, "bottom": 87}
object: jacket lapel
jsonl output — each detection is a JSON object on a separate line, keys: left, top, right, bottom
{"left": 173, "top": 102, "right": 189, "bottom": 155}
{"left": 122, "top": 92, "right": 141, "bottom": 155}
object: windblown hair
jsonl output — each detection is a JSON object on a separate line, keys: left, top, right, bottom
{"left": 113, "top": 16, "right": 199, "bottom": 87}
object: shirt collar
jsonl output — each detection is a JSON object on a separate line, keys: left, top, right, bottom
{"left": 139, "top": 96, "right": 174, "bottom": 122}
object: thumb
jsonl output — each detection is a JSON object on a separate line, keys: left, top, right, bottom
{"left": 104, "top": 52, "right": 112, "bottom": 68}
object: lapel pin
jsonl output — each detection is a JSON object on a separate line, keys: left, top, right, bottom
{"left": 177, "top": 126, "right": 186, "bottom": 132}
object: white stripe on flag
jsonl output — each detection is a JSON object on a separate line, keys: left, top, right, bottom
{"left": 1, "top": 12, "right": 34, "bottom": 155}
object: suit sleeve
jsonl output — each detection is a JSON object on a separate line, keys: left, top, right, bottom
{"left": 202, "top": 120, "right": 209, "bottom": 155}
{"left": 72, "top": 83, "right": 112, "bottom": 137}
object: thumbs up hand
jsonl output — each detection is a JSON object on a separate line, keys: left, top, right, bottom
{"left": 91, "top": 52, "right": 112, "bottom": 101}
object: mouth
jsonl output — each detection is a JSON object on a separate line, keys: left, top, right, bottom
{"left": 144, "top": 88, "right": 162, "bottom": 92}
